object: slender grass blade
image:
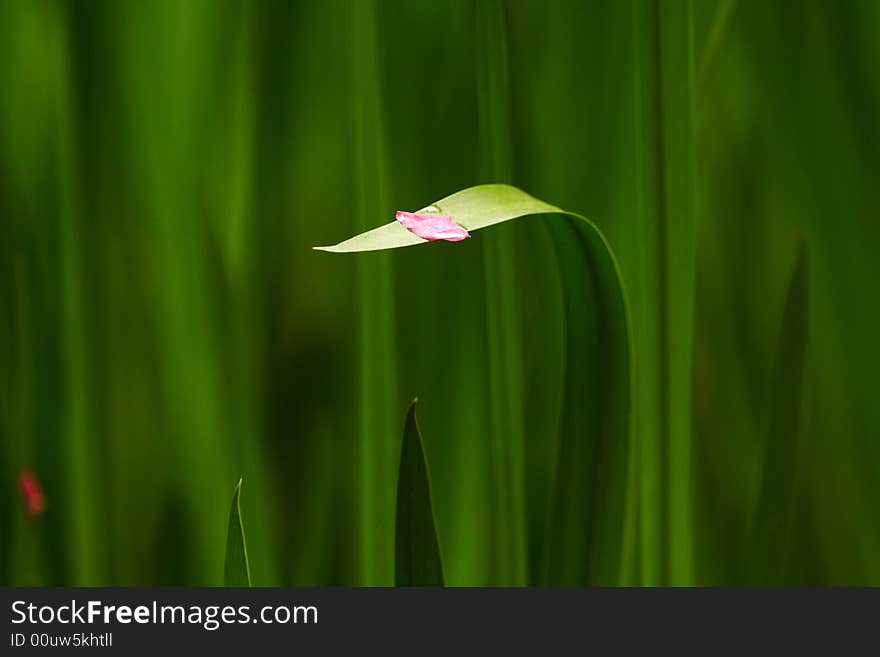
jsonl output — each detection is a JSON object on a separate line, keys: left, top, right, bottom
{"left": 746, "top": 244, "right": 809, "bottom": 584}
{"left": 395, "top": 400, "right": 445, "bottom": 587}
{"left": 224, "top": 479, "right": 252, "bottom": 587}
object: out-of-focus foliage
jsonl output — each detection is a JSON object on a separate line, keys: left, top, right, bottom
{"left": 1, "top": 0, "right": 878, "bottom": 585}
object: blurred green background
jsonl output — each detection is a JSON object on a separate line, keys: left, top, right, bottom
{"left": 1, "top": 0, "right": 879, "bottom": 586}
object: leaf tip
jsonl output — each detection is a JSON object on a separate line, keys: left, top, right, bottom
{"left": 407, "top": 397, "right": 421, "bottom": 423}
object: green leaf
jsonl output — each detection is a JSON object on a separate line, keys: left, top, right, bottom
{"left": 318, "top": 184, "right": 632, "bottom": 585}
{"left": 348, "top": 0, "right": 399, "bottom": 586}
{"left": 316, "top": 184, "right": 562, "bottom": 253}
{"left": 657, "top": 0, "right": 698, "bottom": 588}
{"left": 630, "top": 0, "right": 697, "bottom": 585}
{"left": 395, "top": 399, "right": 445, "bottom": 586}
{"left": 746, "top": 243, "right": 810, "bottom": 584}
{"left": 476, "top": 0, "right": 527, "bottom": 586}
{"left": 541, "top": 221, "right": 631, "bottom": 586}
{"left": 224, "top": 478, "right": 251, "bottom": 587}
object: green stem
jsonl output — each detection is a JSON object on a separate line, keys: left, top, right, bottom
{"left": 632, "top": 0, "right": 696, "bottom": 585}
{"left": 476, "top": 0, "right": 528, "bottom": 585}
{"left": 54, "top": 6, "right": 102, "bottom": 585}
{"left": 658, "top": 0, "right": 697, "bottom": 585}
{"left": 632, "top": 0, "right": 664, "bottom": 587}
{"left": 350, "top": 0, "right": 398, "bottom": 586}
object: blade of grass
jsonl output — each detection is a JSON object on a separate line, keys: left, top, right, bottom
{"left": 53, "top": 3, "right": 103, "bottom": 585}
{"left": 631, "top": 0, "right": 665, "bottom": 586}
{"left": 317, "top": 185, "right": 570, "bottom": 252}
{"left": 745, "top": 243, "right": 809, "bottom": 585}
{"left": 502, "top": 0, "right": 642, "bottom": 584}
{"left": 209, "top": 0, "right": 279, "bottom": 588}
{"left": 542, "top": 218, "right": 632, "bottom": 585}
{"left": 349, "top": 0, "right": 398, "bottom": 586}
{"left": 224, "top": 478, "right": 251, "bottom": 587}
{"left": 658, "top": 0, "right": 697, "bottom": 586}
{"left": 395, "top": 399, "right": 445, "bottom": 587}
{"left": 316, "top": 184, "right": 632, "bottom": 586}
{"left": 632, "top": 0, "right": 697, "bottom": 585}
{"left": 475, "top": 0, "right": 528, "bottom": 586}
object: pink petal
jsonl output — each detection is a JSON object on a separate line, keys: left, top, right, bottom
{"left": 396, "top": 211, "right": 471, "bottom": 242}
{"left": 18, "top": 469, "right": 46, "bottom": 520}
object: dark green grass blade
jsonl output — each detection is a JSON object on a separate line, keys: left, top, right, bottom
{"left": 542, "top": 219, "right": 631, "bottom": 585}
{"left": 224, "top": 479, "right": 251, "bottom": 587}
{"left": 476, "top": 0, "right": 528, "bottom": 587}
{"left": 746, "top": 244, "right": 810, "bottom": 584}
{"left": 658, "top": 0, "right": 697, "bottom": 586}
{"left": 631, "top": 0, "right": 697, "bottom": 585}
{"left": 395, "top": 399, "right": 445, "bottom": 587}
{"left": 349, "top": 0, "right": 399, "bottom": 586}
{"left": 319, "top": 185, "right": 632, "bottom": 585}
